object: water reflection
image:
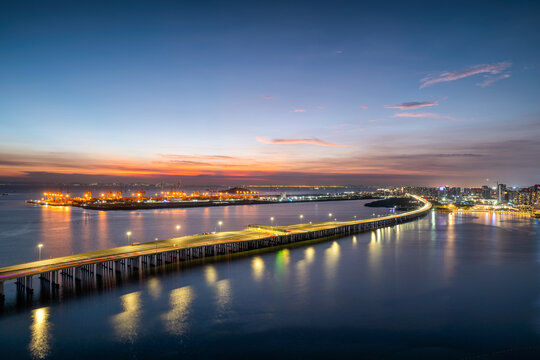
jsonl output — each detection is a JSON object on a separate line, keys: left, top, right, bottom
{"left": 324, "top": 241, "right": 340, "bottom": 280}
{"left": 162, "top": 286, "right": 194, "bottom": 336}
{"left": 215, "top": 279, "right": 232, "bottom": 318}
{"left": 275, "top": 249, "right": 290, "bottom": 278}
{"left": 147, "top": 278, "right": 162, "bottom": 300}
{"left": 205, "top": 265, "right": 218, "bottom": 285}
{"left": 111, "top": 292, "right": 141, "bottom": 343}
{"left": 251, "top": 257, "right": 265, "bottom": 282}
{"left": 29, "top": 307, "right": 51, "bottom": 359}
{"left": 296, "top": 247, "right": 316, "bottom": 294}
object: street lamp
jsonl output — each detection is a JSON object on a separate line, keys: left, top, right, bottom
{"left": 218, "top": 220, "right": 223, "bottom": 232}
{"left": 38, "top": 244, "right": 43, "bottom": 261}
{"left": 176, "top": 224, "right": 181, "bottom": 230}
{"left": 299, "top": 214, "right": 304, "bottom": 221}
{"left": 270, "top": 216, "right": 274, "bottom": 228}
{"left": 328, "top": 213, "right": 332, "bottom": 220}
{"left": 126, "top": 231, "right": 132, "bottom": 244}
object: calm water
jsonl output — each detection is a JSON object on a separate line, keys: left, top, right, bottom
{"left": 1, "top": 192, "right": 540, "bottom": 359}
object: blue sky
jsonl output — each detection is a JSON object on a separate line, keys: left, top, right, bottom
{"left": 1, "top": 0, "right": 539, "bottom": 186}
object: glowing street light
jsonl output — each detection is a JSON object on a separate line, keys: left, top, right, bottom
{"left": 270, "top": 216, "right": 274, "bottom": 228}
{"left": 38, "top": 244, "right": 44, "bottom": 261}
{"left": 299, "top": 214, "right": 304, "bottom": 221}
{"left": 126, "top": 231, "right": 132, "bottom": 243}
{"left": 176, "top": 224, "right": 181, "bottom": 230}
{"left": 218, "top": 220, "right": 223, "bottom": 232}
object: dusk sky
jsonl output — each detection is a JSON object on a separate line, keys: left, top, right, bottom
{"left": 1, "top": 0, "right": 539, "bottom": 186}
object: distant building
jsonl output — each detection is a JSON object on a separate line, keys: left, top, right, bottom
{"left": 497, "top": 183, "right": 507, "bottom": 204}
{"left": 481, "top": 185, "right": 491, "bottom": 199}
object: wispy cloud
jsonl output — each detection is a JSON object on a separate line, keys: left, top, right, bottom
{"left": 393, "top": 112, "right": 457, "bottom": 121}
{"left": 262, "top": 95, "right": 273, "bottom": 99}
{"left": 420, "top": 61, "right": 511, "bottom": 88}
{"left": 385, "top": 100, "right": 439, "bottom": 110}
{"left": 361, "top": 105, "right": 368, "bottom": 109}
{"left": 256, "top": 137, "right": 351, "bottom": 147}
{"left": 292, "top": 109, "right": 306, "bottom": 113}
{"left": 369, "top": 117, "right": 384, "bottom": 122}
{"left": 477, "top": 73, "right": 511, "bottom": 87}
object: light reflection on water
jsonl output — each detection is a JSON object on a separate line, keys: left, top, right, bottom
{"left": 111, "top": 292, "right": 141, "bottom": 343}
{"left": 251, "top": 257, "right": 265, "bottom": 282}
{"left": 29, "top": 307, "right": 51, "bottom": 359}
{"left": 162, "top": 286, "right": 194, "bottom": 336}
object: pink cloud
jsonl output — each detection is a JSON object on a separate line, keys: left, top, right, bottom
{"left": 385, "top": 100, "right": 438, "bottom": 110}
{"left": 393, "top": 112, "right": 457, "bottom": 121}
{"left": 256, "top": 137, "right": 351, "bottom": 147}
{"left": 361, "top": 105, "right": 368, "bottom": 109}
{"left": 420, "top": 61, "right": 511, "bottom": 88}
{"left": 292, "top": 109, "right": 306, "bottom": 113}
{"left": 477, "top": 73, "right": 511, "bottom": 87}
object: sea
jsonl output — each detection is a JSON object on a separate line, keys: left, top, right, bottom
{"left": 0, "top": 186, "right": 539, "bottom": 359}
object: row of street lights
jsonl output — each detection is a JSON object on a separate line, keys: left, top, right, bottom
{"left": 125, "top": 221, "right": 225, "bottom": 244}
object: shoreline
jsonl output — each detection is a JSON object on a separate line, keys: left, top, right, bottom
{"left": 26, "top": 194, "right": 380, "bottom": 211}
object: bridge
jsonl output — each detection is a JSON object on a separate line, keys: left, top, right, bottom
{"left": 0, "top": 195, "right": 431, "bottom": 299}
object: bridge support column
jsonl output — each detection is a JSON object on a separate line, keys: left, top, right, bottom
{"left": 0, "top": 281, "right": 4, "bottom": 300}
{"left": 25, "top": 276, "right": 33, "bottom": 293}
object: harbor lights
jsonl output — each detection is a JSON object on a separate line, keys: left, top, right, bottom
{"left": 126, "top": 231, "right": 132, "bottom": 244}
{"left": 38, "top": 244, "right": 44, "bottom": 261}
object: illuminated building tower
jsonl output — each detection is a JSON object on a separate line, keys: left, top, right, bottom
{"left": 497, "top": 183, "right": 507, "bottom": 204}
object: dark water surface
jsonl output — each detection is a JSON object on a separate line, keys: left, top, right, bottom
{"left": 1, "top": 192, "right": 540, "bottom": 359}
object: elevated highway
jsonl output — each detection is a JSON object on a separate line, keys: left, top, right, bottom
{"left": 0, "top": 195, "right": 431, "bottom": 299}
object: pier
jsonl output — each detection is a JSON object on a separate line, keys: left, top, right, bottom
{"left": 0, "top": 195, "right": 431, "bottom": 300}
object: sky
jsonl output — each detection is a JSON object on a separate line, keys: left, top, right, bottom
{"left": 1, "top": 0, "right": 539, "bottom": 187}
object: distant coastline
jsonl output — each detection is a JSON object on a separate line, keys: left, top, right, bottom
{"left": 27, "top": 193, "right": 381, "bottom": 211}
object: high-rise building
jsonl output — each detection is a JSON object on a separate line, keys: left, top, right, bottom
{"left": 497, "top": 183, "right": 507, "bottom": 204}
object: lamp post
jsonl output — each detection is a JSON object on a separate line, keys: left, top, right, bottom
{"left": 38, "top": 244, "right": 43, "bottom": 261}
{"left": 328, "top": 213, "right": 332, "bottom": 221}
{"left": 299, "top": 214, "right": 304, "bottom": 222}
{"left": 218, "top": 220, "right": 223, "bottom": 232}
{"left": 126, "top": 231, "right": 132, "bottom": 244}
{"left": 270, "top": 216, "right": 274, "bottom": 228}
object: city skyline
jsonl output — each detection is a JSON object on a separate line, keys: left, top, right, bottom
{"left": 1, "top": 0, "right": 540, "bottom": 186}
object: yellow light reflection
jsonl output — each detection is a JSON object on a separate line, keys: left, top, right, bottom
{"left": 162, "top": 286, "right": 193, "bottom": 336}
{"left": 251, "top": 257, "right": 265, "bottom": 282}
{"left": 305, "top": 247, "right": 315, "bottom": 264}
{"left": 111, "top": 292, "right": 141, "bottom": 343}
{"left": 352, "top": 235, "right": 357, "bottom": 246}
{"left": 147, "top": 278, "right": 162, "bottom": 300}
{"left": 324, "top": 241, "right": 340, "bottom": 280}
{"left": 205, "top": 266, "right": 218, "bottom": 285}
{"left": 29, "top": 307, "right": 51, "bottom": 359}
